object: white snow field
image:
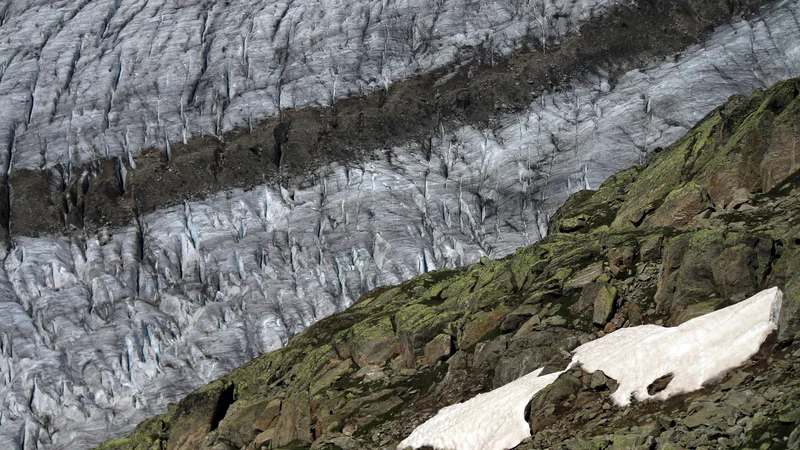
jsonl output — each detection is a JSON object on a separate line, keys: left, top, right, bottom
{"left": 399, "top": 287, "right": 784, "bottom": 450}
{"left": 399, "top": 369, "right": 565, "bottom": 450}
{"left": 1, "top": 1, "right": 800, "bottom": 448}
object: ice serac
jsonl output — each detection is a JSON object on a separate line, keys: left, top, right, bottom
{"left": 399, "top": 288, "right": 783, "bottom": 450}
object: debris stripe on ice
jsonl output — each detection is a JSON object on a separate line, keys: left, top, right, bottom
{"left": 399, "top": 287, "right": 783, "bottom": 450}
{"left": 0, "top": 0, "right": 623, "bottom": 173}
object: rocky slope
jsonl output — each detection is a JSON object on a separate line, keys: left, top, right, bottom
{"left": 96, "top": 78, "right": 800, "bottom": 449}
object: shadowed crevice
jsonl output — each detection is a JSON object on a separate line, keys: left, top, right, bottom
{"left": 209, "top": 383, "right": 236, "bottom": 432}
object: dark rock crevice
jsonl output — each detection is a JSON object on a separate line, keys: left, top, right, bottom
{"left": 209, "top": 383, "right": 236, "bottom": 432}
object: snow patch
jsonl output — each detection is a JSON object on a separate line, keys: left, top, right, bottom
{"left": 399, "top": 368, "right": 564, "bottom": 450}
{"left": 399, "top": 287, "right": 782, "bottom": 450}
{"left": 574, "top": 286, "right": 783, "bottom": 406}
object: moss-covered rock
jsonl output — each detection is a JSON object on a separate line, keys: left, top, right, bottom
{"left": 592, "top": 285, "right": 618, "bottom": 326}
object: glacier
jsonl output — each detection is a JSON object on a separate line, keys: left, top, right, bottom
{"left": 0, "top": 0, "right": 623, "bottom": 173}
{"left": 1, "top": 0, "right": 800, "bottom": 449}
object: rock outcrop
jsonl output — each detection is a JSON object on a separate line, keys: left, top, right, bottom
{"left": 97, "top": 79, "right": 800, "bottom": 450}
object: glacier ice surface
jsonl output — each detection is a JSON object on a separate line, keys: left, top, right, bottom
{"left": 1, "top": 0, "right": 800, "bottom": 448}
{"left": 0, "top": 0, "right": 623, "bottom": 173}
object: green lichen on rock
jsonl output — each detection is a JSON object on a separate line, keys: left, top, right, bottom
{"left": 549, "top": 166, "right": 642, "bottom": 234}
{"left": 592, "top": 284, "right": 618, "bottom": 326}
{"left": 95, "top": 415, "right": 170, "bottom": 450}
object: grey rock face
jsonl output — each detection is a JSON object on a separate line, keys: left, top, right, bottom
{"left": 1, "top": 1, "right": 800, "bottom": 449}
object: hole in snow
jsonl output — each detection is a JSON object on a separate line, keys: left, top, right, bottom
{"left": 646, "top": 373, "right": 674, "bottom": 396}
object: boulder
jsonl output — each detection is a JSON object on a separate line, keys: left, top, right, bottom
{"left": 592, "top": 284, "right": 618, "bottom": 326}
{"left": 423, "top": 334, "right": 453, "bottom": 366}
{"left": 459, "top": 308, "right": 507, "bottom": 350}
{"left": 563, "top": 263, "right": 604, "bottom": 292}
{"left": 347, "top": 317, "right": 398, "bottom": 368}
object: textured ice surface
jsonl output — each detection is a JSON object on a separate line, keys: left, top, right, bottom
{"left": 0, "top": 0, "right": 621, "bottom": 173}
{"left": 2, "top": 1, "right": 800, "bottom": 449}
{"left": 399, "top": 288, "right": 782, "bottom": 450}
